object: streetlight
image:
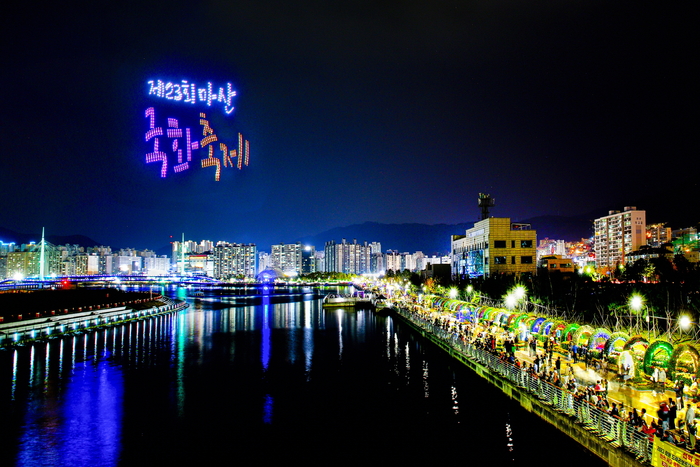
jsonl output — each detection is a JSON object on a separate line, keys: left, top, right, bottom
{"left": 629, "top": 294, "right": 644, "bottom": 312}
{"left": 679, "top": 315, "right": 692, "bottom": 331}
{"left": 629, "top": 293, "right": 647, "bottom": 334}
{"left": 504, "top": 285, "right": 527, "bottom": 311}
{"left": 512, "top": 285, "right": 527, "bottom": 301}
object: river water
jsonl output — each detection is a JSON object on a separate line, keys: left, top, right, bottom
{"left": 0, "top": 285, "right": 606, "bottom": 466}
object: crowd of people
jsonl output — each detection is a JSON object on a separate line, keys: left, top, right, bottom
{"left": 399, "top": 299, "right": 700, "bottom": 456}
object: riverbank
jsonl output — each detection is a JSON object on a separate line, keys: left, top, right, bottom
{"left": 390, "top": 304, "right": 650, "bottom": 467}
{"left": 0, "top": 288, "right": 160, "bottom": 323}
{"left": 0, "top": 295, "right": 187, "bottom": 348}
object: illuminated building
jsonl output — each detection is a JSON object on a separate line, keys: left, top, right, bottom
{"left": 301, "top": 245, "right": 316, "bottom": 275}
{"left": 5, "top": 242, "right": 60, "bottom": 279}
{"left": 672, "top": 227, "right": 699, "bottom": 261}
{"left": 324, "top": 239, "right": 371, "bottom": 274}
{"left": 271, "top": 243, "right": 303, "bottom": 276}
{"left": 115, "top": 251, "right": 143, "bottom": 274}
{"left": 593, "top": 207, "right": 646, "bottom": 269}
{"left": 213, "top": 242, "right": 256, "bottom": 279}
{"left": 539, "top": 255, "right": 574, "bottom": 273}
{"left": 142, "top": 256, "right": 172, "bottom": 275}
{"left": 422, "top": 255, "right": 451, "bottom": 269}
{"left": 258, "top": 252, "right": 271, "bottom": 274}
{"left": 61, "top": 254, "right": 88, "bottom": 276}
{"left": 451, "top": 218, "right": 537, "bottom": 278}
{"left": 314, "top": 251, "right": 325, "bottom": 273}
{"left": 86, "top": 254, "right": 99, "bottom": 275}
{"left": 386, "top": 251, "right": 415, "bottom": 273}
{"left": 98, "top": 254, "right": 113, "bottom": 274}
{"left": 646, "top": 223, "right": 672, "bottom": 247}
{"left": 626, "top": 245, "right": 674, "bottom": 264}
{"left": 171, "top": 240, "right": 214, "bottom": 266}
{"left": 7, "top": 250, "right": 40, "bottom": 279}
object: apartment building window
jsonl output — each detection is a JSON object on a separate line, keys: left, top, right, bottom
{"left": 521, "top": 240, "right": 533, "bottom": 248}
{"left": 521, "top": 256, "right": 533, "bottom": 264}
{"left": 494, "top": 256, "right": 507, "bottom": 264}
{"left": 494, "top": 241, "right": 506, "bottom": 248}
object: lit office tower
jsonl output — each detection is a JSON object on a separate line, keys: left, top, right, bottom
{"left": 213, "top": 242, "right": 257, "bottom": 279}
{"left": 593, "top": 206, "right": 646, "bottom": 269}
{"left": 271, "top": 242, "right": 303, "bottom": 276}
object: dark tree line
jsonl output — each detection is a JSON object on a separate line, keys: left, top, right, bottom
{"left": 452, "top": 255, "right": 700, "bottom": 325}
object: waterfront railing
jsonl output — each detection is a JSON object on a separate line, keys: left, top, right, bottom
{"left": 0, "top": 296, "right": 187, "bottom": 347}
{"left": 394, "top": 306, "right": 654, "bottom": 463}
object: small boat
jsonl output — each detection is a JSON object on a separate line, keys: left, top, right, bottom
{"left": 322, "top": 294, "right": 374, "bottom": 310}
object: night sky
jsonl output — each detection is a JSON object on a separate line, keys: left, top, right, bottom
{"left": 1, "top": 1, "right": 696, "bottom": 251}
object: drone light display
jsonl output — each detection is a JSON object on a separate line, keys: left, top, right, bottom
{"left": 147, "top": 79, "right": 237, "bottom": 115}
{"left": 144, "top": 79, "right": 250, "bottom": 181}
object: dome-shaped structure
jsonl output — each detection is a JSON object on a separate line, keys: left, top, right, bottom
{"left": 256, "top": 267, "right": 286, "bottom": 282}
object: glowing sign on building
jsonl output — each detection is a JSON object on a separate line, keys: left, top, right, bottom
{"left": 144, "top": 78, "right": 250, "bottom": 181}
{"left": 147, "top": 79, "right": 237, "bottom": 115}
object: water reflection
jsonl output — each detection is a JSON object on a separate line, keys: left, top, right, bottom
{"left": 0, "top": 286, "right": 606, "bottom": 466}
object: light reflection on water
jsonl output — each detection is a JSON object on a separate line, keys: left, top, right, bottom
{"left": 1, "top": 286, "right": 606, "bottom": 466}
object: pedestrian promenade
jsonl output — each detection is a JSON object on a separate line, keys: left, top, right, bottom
{"left": 515, "top": 345, "right": 684, "bottom": 426}
{"left": 388, "top": 298, "right": 700, "bottom": 467}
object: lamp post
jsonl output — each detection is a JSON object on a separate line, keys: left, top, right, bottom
{"left": 449, "top": 287, "right": 458, "bottom": 300}
{"left": 629, "top": 293, "right": 646, "bottom": 335}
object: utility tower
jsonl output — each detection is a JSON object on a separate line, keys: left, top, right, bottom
{"left": 478, "top": 193, "right": 495, "bottom": 220}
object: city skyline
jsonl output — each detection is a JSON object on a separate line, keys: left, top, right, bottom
{"left": 1, "top": 1, "right": 696, "bottom": 251}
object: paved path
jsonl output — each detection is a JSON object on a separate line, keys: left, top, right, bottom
{"left": 514, "top": 345, "right": 689, "bottom": 427}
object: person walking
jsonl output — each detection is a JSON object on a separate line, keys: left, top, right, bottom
{"left": 668, "top": 399, "right": 677, "bottom": 431}
{"left": 676, "top": 379, "right": 686, "bottom": 409}
{"left": 658, "top": 367, "right": 667, "bottom": 393}
{"left": 686, "top": 404, "right": 696, "bottom": 445}
{"left": 690, "top": 419, "right": 698, "bottom": 452}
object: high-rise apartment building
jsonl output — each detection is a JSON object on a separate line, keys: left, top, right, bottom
{"left": 301, "top": 245, "right": 316, "bottom": 275}
{"left": 324, "top": 239, "right": 371, "bottom": 275}
{"left": 212, "top": 242, "right": 257, "bottom": 279}
{"left": 593, "top": 207, "right": 646, "bottom": 269}
{"left": 271, "top": 242, "right": 303, "bottom": 276}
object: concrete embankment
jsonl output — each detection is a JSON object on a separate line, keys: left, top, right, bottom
{"left": 392, "top": 306, "right": 648, "bottom": 467}
{"left": 0, "top": 297, "right": 188, "bottom": 347}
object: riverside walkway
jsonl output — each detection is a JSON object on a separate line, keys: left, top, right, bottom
{"left": 387, "top": 298, "right": 700, "bottom": 467}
